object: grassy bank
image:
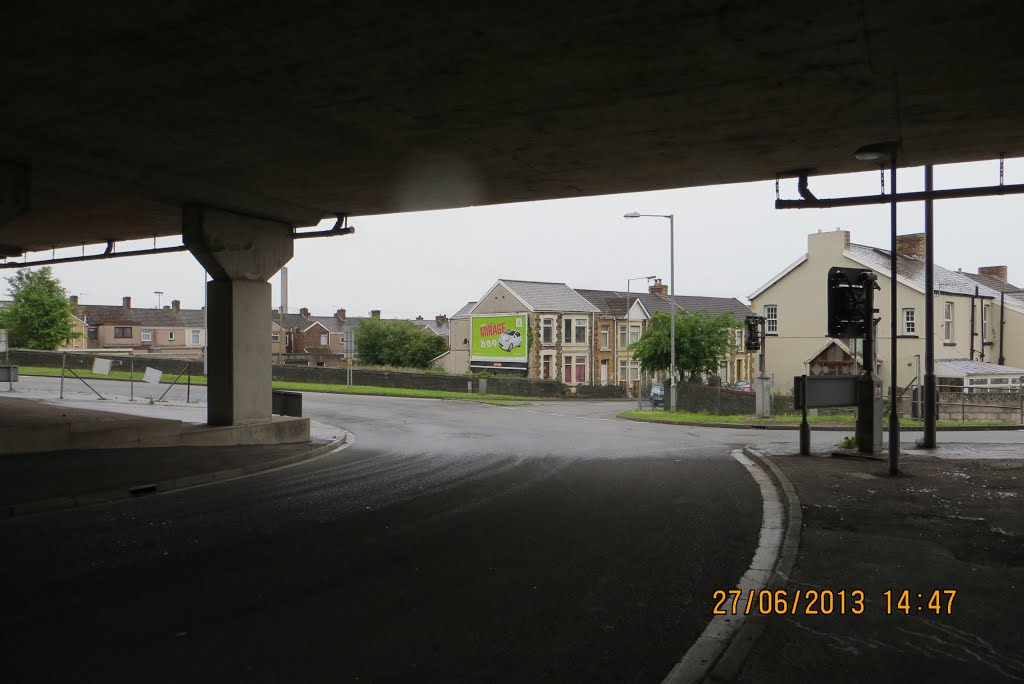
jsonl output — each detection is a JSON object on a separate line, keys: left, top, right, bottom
{"left": 619, "top": 409, "right": 1015, "bottom": 428}
{"left": 17, "top": 366, "right": 530, "bottom": 404}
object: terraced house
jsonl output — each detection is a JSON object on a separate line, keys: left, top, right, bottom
{"left": 67, "top": 295, "right": 206, "bottom": 357}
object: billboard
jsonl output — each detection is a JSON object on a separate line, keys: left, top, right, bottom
{"left": 470, "top": 314, "right": 528, "bottom": 370}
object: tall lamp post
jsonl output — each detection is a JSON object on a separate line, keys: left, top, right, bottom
{"left": 624, "top": 212, "right": 676, "bottom": 411}
{"left": 854, "top": 141, "right": 901, "bottom": 475}
{"left": 627, "top": 275, "right": 657, "bottom": 407}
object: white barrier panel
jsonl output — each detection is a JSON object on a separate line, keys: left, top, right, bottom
{"left": 143, "top": 367, "right": 163, "bottom": 385}
{"left": 91, "top": 358, "right": 112, "bottom": 375}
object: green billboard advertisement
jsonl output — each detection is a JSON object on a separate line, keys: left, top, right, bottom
{"left": 470, "top": 314, "right": 528, "bottom": 369}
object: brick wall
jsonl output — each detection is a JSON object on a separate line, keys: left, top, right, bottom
{"left": 8, "top": 349, "right": 197, "bottom": 375}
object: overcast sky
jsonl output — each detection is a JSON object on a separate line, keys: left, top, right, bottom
{"left": 11, "top": 158, "right": 1023, "bottom": 318}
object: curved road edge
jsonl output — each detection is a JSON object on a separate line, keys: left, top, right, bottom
{"left": 662, "top": 447, "right": 803, "bottom": 684}
{"left": 7, "top": 431, "right": 354, "bottom": 519}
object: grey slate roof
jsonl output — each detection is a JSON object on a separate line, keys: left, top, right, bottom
{"left": 75, "top": 305, "right": 205, "bottom": 327}
{"left": 499, "top": 280, "right": 600, "bottom": 313}
{"left": 960, "top": 272, "right": 1024, "bottom": 296}
{"left": 846, "top": 244, "right": 1024, "bottom": 309}
{"left": 451, "top": 302, "right": 477, "bottom": 320}
{"left": 575, "top": 289, "right": 629, "bottom": 317}
{"left": 668, "top": 295, "right": 752, "bottom": 319}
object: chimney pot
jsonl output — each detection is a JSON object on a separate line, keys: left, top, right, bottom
{"left": 335, "top": 308, "right": 346, "bottom": 320}
{"left": 979, "top": 265, "right": 1008, "bottom": 282}
{"left": 371, "top": 309, "right": 381, "bottom": 319}
{"left": 416, "top": 315, "right": 424, "bottom": 320}
{"left": 300, "top": 307, "right": 310, "bottom": 318}
{"left": 123, "top": 296, "right": 131, "bottom": 310}
{"left": 649, "top": 279, "right": 668, "bottom": 296}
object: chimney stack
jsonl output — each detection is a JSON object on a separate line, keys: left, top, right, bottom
{"left": 171, "top": 300, "right": 180, "bottom": 313}
{"left": 649, "top": 279, "right": 668, "bottom": 296}
{"left": 335, "top": 308, "right": 347, "bottom": 320}
{"left": 979, "top": 265, "right": 1008, "bottom": 282}
{"left": 69, "top": 295, "right": 78, "bottom": 305}
{"left": 371, "top": 309, "right": 381, "bottom": 319}
{"left": 435, "top": 314, "right": 448, "bottom": 326}
{"left": 122, "top": 296, "right": 132, "bottom": 310}
{"left": 895, "top": 233, "right": 926, "bottom": 259}
{"left": 299, "top": 307, "right": 310, "bottom": 318}
{"left": 416, "top": 315, "right": 424, "bottom": 320}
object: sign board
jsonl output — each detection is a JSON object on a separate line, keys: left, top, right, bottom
{"left": 143, "top": 367, "right": 163, "bottom": 384}
{"left": 794, "top": 375, "right": 858, "bottom": 409}
{"left": 470, "top": 314, "right": 529, "bottom": 370}
{"left": 91, "top": 358, "right": 112, "bottom": 376}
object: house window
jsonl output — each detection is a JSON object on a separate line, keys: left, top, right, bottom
{"left": 574, "top": 318, "right": 587, "bottom": 344}
{"left": 542, "top": 317, "right": 554, "bottom": 344}
{"left": 764, "top": 305, "right": 778, "bottom": 333}
{"left": 114, "top": 327, "right": 132, "bottom": 339}
{"left": 734, "top": 329, "right": 742, "bottom": 348}
{"left": 629, "top": 324, "right": 641, "bottom": 344}
{"left": 575, "top": 355, "right": 587, "bottom": 383}
{"left": 983, "top": 304, "right": 991, "bottom": 337}
{"left": 167, "top": 331, "right": 176, "bottom": 342}
{"left": 140, "top": 329, "right": 152, "bottom": 343}
{"left": 600, "top": 326, "right": 609, "bottom": 349}
{"left": 563, "top": 318, "right": 572, "bottom": 344}
{"left": 619, "top": 359, "right": 639, "bottom": 382}
{"left": 619, "top": 325, "right": 627, "bottom": 348}
{"left": 903, "top": 308, "right": 916, "bottom": 335}
{"left": 943, "top": 302, "right": 954, "bottom": 342}
{"left": 87, "top": 327, "right": 98, "bottom": 340}
{"left": 564, "top": 355, "right": 573, "bottom": 383}
{"left": 271, "top": 332, "right": 280, "bottom": 343}
{"left": 320, "top": 333, "right": 329, "bottom": 345}
{"left": 190, "top": 329, "right": 201, "bottom": 345}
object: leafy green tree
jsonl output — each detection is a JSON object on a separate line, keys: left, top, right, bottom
{"left": 629, "top": 311, "right": 738, "bottom": 379}
{"left": 355, "top": 318, "right": 447, "bottom": 368}
{"left": 0, "top": 267, "right": 80, "bottom": 350}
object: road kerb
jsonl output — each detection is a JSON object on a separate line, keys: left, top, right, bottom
{"left": 660, "top": 447, "right": 802, "bottom": 684}
{"left": 4, "top": 432, "right": 350, "bottom": 519}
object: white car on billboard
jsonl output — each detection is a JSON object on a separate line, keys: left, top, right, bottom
{"left": 497, "top": 329, "right": 523, "bottom": 352}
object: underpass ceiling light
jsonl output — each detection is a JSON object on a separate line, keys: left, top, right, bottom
{"left": 854, "top": 141, "right": 899, "bottom": 162}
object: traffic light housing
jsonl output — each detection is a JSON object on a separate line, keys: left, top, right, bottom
{"left": 744, "top": 315, "right": 763, "bottom": 352}
{"left": 827, "top": 267, "right": 877, "bottom": 338}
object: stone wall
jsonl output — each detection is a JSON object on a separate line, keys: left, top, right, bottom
{"left": 673, "top": 382, "right": 756, "bottom": 414}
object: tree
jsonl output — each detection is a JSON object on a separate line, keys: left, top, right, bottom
{"left": 0, "top": 267, "right": 80, "bottom": 350}
{"left": 629, "top": 311, "right": 738, "bottom": 379}
{"left": 355, "top": 318, "right": 447, "bottom": 368}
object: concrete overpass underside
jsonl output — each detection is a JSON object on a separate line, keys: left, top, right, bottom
{"left": 3, "top": 0, "right": 1023, "bottom": 429}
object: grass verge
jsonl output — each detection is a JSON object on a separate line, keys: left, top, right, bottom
{"left": 18, "top": 367, "right": 531, "bottom": 404}
{"left": 619, "top": 409, "right": 1015, "bottom": 428}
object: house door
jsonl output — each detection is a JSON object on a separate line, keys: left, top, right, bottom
{"left": 600, "top": 360, "right": 608, "bottom": 386}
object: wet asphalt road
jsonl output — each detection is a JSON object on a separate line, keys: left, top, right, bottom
{"left": 0, "top": 394, "right": 763, "bottom": 683}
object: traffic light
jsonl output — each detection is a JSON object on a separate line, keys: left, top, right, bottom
{"left": 827, "top": 267, "right": 877, "bottom": 338}
{"left": 744, "top": 315, "right": 762, "bottom": 352}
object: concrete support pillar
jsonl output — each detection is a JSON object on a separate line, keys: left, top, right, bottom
{"left": 183, "top": 205, "right": 293, "bottom": 426}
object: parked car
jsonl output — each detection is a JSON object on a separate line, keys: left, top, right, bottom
{"left": 497, "top": 329, "right": 523, "bottom": 352}
{"left": 733, "top": 381, "right": 752, "bottom": 392}
{"left": 650, "top": 384, "right": 665, "bottom": 407}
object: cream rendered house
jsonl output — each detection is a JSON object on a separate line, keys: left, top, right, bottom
{"left": 749, "top": 229, "right": 1024, "bottom": 395}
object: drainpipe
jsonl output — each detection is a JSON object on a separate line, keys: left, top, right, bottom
{"left": 969, "top": 286, "right": 977, "bottom": 360}
{"left": 998, "top": 292, "right": 1006, "bottom": 366}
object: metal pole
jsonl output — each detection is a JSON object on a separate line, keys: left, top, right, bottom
{"left": 60, "top": 351, "right": 65, "bottom": 399}
{"left": 627, "top": 278, "right": 632, "bottom": 402}
{"left": 799, "top": 375, "right": 810, "bottom": 455}
{"left": 888, "top": 156, "right": 900, "bottom": 475}
{"left": 669, "top": 214, "right": 676, "bottom": 412}
{"left": 187, "top": 362, "right": 191, "bottom": 403}
{"left": 923, "top": 164, "right": 937, "bottom": 448}
{"left": 130, "top": 350, "right": 135, "bottom": 402}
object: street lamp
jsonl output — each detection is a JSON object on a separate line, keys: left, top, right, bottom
{"left": 624, "top": 212, "right": 676, "bottom": 411}
{"left": 627, "top": 275, "right": 657, "bottom": 408}
{"left": 854, "top": 141, "right": 900, "bottom": 475}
